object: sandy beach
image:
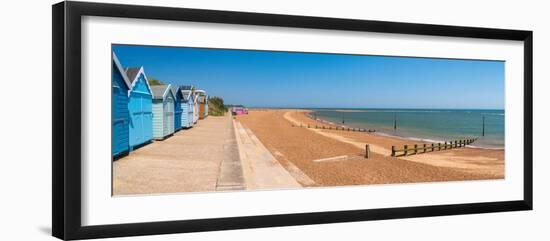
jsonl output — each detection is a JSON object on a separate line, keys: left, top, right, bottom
{"left": 235, "top": 109, "right": 504, "bottom": 187}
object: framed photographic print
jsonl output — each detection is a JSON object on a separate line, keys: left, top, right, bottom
{"left": 52, "top": 1, "right": 533, "bottom": 240}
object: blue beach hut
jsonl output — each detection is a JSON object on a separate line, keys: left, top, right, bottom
{"left": 192, "top": 91, "right": 200, "bottom": 124}
{"left": 126, "top": 66, "right": 153, "bottom": 149}
{"left": 172, "top": 85, "right": 183, "bottom": 131}
{"left": 111, "top": 52, "right": 132, "bottom": 157}
{"left": 151, "top": 85, "right": 176, "bottom": 140}
{"left": 180, "top": 89, "right": 193, "bottom": 128}
{"left": 180, "top": 85, "right": 195, "bottom": 127}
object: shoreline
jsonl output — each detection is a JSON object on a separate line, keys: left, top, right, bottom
{"left": 236, "top": 109, "right": 504, "bottom": 186}
{"left": 303, "top": 109, "right": 504, "bottom": 150}
{"left": 289, "top": 109, "right": 504, "bottom": 172}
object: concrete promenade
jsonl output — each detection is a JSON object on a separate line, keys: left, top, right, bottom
{"left": 234, "top": 121, "right": 302, "bottom": 190}
{"left": 113, "top": 114, "right": 245, "bottom": 195}
{"left": 113, "top": 113, "right": 300, "bottom": 195}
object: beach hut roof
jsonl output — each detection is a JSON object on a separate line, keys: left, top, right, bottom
{"left": 125, "top": 66, "right": 153, "bottom": 94}
{"left": 180, "top": 85, "right": 194, "bottom": 90}
{"left": 151, "top": 84, "right": 174, "bottom": 100}
{"left": 125, "top": 67, "right": 141, "bottom": 82}
{"left": 195, "top": 89, "right": 208, "bottom": 103}
{"left": 197, "top": 95, "right": 208, "bottom": 103}
{"left": 180, "top": 89, "right": 193, "bottom": 101}
{"left": 112, "top": 52, "right": 132, "bottom": 89}
{"left": 193, "top": 92, "right": 201, "bottom": 103}
{"left": 170, "top": 85, "right": 180, "bottom": 98}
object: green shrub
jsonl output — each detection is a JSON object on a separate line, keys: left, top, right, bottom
{"left": 148, "top": 78, "right": 164, "bottom": 86}
{"left": 208, "top": 96, "right": 228, "bottom": 116}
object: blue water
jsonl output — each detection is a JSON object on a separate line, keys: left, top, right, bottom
{"left": 310, "top": 109, "right": 504, "bottom": 149}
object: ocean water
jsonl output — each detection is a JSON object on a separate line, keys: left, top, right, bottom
{"left": 310, "top": 109, "right": 504, "bottom": 149}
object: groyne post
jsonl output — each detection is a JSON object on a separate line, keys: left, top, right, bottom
{"left": 365, "top": 144, "right": 370, "bottom": 159}
{"left": 482, "top": 115, "right": 485, "bottom": 137}
{"left": 342, "top": 112, "right": 345, "bottom": 124}
{"left": 391, "top": 138, "right": 478, "bottom": 157}
{"left": 393, "top": 113, "right": 397, "bottom": 130}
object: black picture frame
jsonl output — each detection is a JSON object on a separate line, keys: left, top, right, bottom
{"left": 52, "top": 1, "right": 533, "bottom": 240}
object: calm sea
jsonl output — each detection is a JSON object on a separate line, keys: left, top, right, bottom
{"left": 310, "top": 109, "right": 504, "bottom": 149}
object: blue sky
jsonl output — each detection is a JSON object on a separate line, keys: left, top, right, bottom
{"left": 113, "top": 44, "right": 504, "bottom": 109}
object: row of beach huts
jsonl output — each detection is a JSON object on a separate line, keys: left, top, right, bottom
{"left": 112, "top": 52, "right": 209, "bottom": 158}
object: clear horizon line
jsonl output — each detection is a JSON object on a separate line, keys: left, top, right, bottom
{"left": 239, "top": 106, "right": 505, "bottom": 110}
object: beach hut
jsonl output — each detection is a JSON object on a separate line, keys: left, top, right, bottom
{"left": 193, "top": 91, "right": 200, "bottom": 123}
{"left": 180, "top": 85, "right": 199, "bottom": 124}
{"left": 195, "top": 90, "right": 208, "bottom": 120}
{"left": 180, "top": 87, "right": 194, "bottom": 128}
{"left": 151, "top": 85, "right": 176, "bottom": 140}
{"left": 172, "top": 85, "right": 183, "bottom": 131}
{"left": 111, "top": 52, "right": 132, "bottom": 157}
{"left": 126, "top": 66, "right": 153, "bottom": 149}
{"left": 205, "top": 97, "right": 209, "bottom": 118}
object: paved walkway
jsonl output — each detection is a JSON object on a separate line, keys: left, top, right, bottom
{"left": 113, "top": 115, "right": 244, "bottom": 195}
{"left": 234, "top": 121, "right": 302, "bottom": 190}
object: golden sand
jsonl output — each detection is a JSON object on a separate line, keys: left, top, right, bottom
{"left": 236, "top": 109, "right": 504, "bottom": 187}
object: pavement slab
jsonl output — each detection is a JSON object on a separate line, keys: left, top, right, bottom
{"left": 233, "top": 121, "right": 302, "bottom": 190}
{"left": 113, "top": 114, "right": 242, "bottom": 195}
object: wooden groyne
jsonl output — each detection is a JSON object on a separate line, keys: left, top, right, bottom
{"left": 391, "top": 138, "right": 477, "bottom": 157}
{"left": 292, "top": 123, "right": 375, "bottom": 133}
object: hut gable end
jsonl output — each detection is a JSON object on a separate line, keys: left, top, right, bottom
{"left": 111, "top": 52, "right": 131, "bottom": 156}
{"left": 151, "top": 84, "right": 175, "bottom": 139}
{"left": 180, "top": 90, "right": 193, "bottom": 102}
{"left": 151, "top": 84, "right": 176, "bottom": 100}
{"left": 112, "top": 52, "right": 132, "bottom": 90}
{"left": 126, "top": 66, "right": 152, "bottom": 95}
